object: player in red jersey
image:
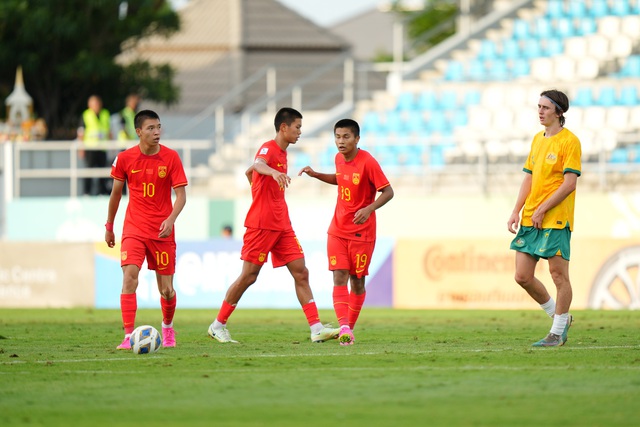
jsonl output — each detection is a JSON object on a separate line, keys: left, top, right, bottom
{"left": 208, "top": 107, "right": 339, "bottom": 344}
{"left": 105, "top": 110, "right": 188, "bottom": 350}
{"left": 299, "top": 118, "right": 394, "bottom": 345}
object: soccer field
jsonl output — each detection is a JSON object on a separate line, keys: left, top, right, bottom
{"left": 1, "top": 308, "right": 638, "bottom": 427}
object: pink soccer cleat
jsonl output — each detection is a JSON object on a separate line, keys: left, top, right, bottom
{"left": 338, "top": 326, "right": 355, "bottom": 346}
{"left": 116, "top": 335, "right": 131, "bottom": 350}
{"left": 162, "top": 326, "right": 176, "bottom": 348}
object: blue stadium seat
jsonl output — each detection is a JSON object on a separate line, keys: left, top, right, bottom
{"left": 545, "top": 38, "right": 564, "bottom": 56}
{"left": 361, "top": 111, "right": 383, "bottom": 134}
{"left": 384, "top": 111, "right": 403, "bottom": 134}
{"left": 404, "top": 111, "right": 426, "bottom": 133}
{"left": 567, "top": 0, "right": 587, "bottom": 18}
{"left": 399, "top": 145, "right": 423, "bottom": 167}
{"left": 444, "top": 61, "right": 464, "bottom": 81}
{"left": 619, "top": 86, "right": 639, "bottom": 106}
{"left": 522, "top": 39, "right": 543, "bottom": 58}
{"left": 572, "top": 87, "right": 594, "bottom": 107}
{"left": 617, "top": 55, "right": 640, "bottom": 77}
{"left": 590, "top": 0, "right": 609, "bottom": 17}
{"left": 609, "top": 147, "right": 629, "bottom": 163}
{"left": 546, "top": 0, "right": 565, "bottom": 18}
{"left": 533, "top": 17, "right": 553, "bottom": 37}
{"left": 511, "top": 59, "right": 531, "bottom": 78}
{"left": 464, "top": 90, "right": 481, "bottom": 106}
{"left": 501, "top": 39, "right": 520, "bottom": 59}
{"left": 439, "top": 91, "right": 458, "bottom": 110}
{"left": 596, "top": 87, "right": 616, "bottom": 107}
{"left": 555, "top": 18, "right": 575, "bottom": 38}
{"left": 512, "top": 19, "right": 531, "bottom": 39}
{"left": 428, "top": 144, "right": 447, "bottom": 169}
{"left": 376, "top": 145, "right": 400, "bottom": 167}
{"left": 467, "top": 59, "right": 486, "bottom": 81}
{"left": 427, "top": 110, "right": 450, "bottom": 133}
{"left": 610, "top": 0, "right": 630, "bottom": 16}
{"left": 477, "top": 40, "right": 498, "bottom": 60}
{"left": 576, "top": 18, "right": 597, "bottom": 35}
{"left": 417, "top": 91, "right": 438, "bottom": 110}
{"left": 487, "top": 59, "right": 510, "bottom": 80}
{"left": 395, "top": 92, "right": 416, "bottom": 111}
{"left": 450, "top": 109, "right": 469, "bottom": 128}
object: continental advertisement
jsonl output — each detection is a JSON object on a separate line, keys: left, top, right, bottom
{"left": 394, "top": 237, "right": 640, "bottom": 310}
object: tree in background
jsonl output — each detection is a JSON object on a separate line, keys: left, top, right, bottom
{"left": 0, "top": 0, "right": 180, "bottom": 139}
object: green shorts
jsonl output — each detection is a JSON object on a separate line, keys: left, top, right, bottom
{"left": 510, "top": 226, "right": 571, "bottom": 261}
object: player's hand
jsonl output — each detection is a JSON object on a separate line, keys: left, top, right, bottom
{"left": 272, "top": 171, "right": 291, "bottom": 189}
{"left": 158, "top": 219, "right": 175, "bottom": 238}
{"left": 531, "top": 209, "right": 545, "bottom": 229}
{"left": 298, "top": 166, "right": 315, "bottom": 177}
{"left": 507, "top": 213, "right": 520, "bottom": 234}
{"left": 353, "top": 207, "right": 372, "bottom": 224}
{"left": 105, "top": 230, "right": 116, "bottom": 248}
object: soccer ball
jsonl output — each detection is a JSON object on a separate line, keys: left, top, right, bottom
{"left": 130, "top": 325, "right": 162, "bottom": 354}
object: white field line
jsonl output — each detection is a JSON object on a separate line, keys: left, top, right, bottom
{"left": 1, "top": 344, "right": 639, "bottom": 367}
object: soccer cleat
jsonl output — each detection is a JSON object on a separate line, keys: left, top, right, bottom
{"left": 208, "top": 324, "right": 239, "bottom": 343}
{"left": 532, "top": 333, "right": 562, "bottom": 347}
{"left": 311, "top": 326, "right": 340, "bottom": 343}
{"left": 338, "top": 326, "right": 355, "bottom": 346}
{"left": 560, "top": 314, "right": 573, "bottom": 345}
{"left": 162, "top": 326, "right": 176, "bottom": 348}
{"left": 116, "top": 335, "right": 131, "bottom": 350}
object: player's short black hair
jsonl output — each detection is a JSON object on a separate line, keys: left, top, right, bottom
{"left": 134, "top": 110, "right": 160, "bottom": 129}
{"left": 274, "top": 108, "right": 302, "bottom": 132}
{"left": 334, "top": 119, "right": 360, "bottom": 138}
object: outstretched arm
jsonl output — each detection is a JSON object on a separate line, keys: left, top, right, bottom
{"left": 253, "top": 158, "right": 291, "bottom": 188}
{"left": 298, "top": 166, "right": 338, "bottom": 185}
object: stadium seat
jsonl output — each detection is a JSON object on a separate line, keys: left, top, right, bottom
{"left": 582, "top": 107, "right": 607, "bottom": 130}
{"left": 546, "top": 0, "right": 564, "bottom": 18}
{"left": 545, "top": 38, "right": 564, "bottom": 56}
{"left": 464, "top": 90, "right": 482, "bottom": 106}
{"left": 621, "top": 16, "right": 640, "bottom": 38}
{"left": 512, "top": 19, "right": 531, "bottom": 39}
{"left": 416, "top": 91, "right": 438, "bottom": 110}
{"left": 395, "top": 92, "right": 416, "bottom": 111}
{"left": 444, "top": 61, "right": 464, "bottom": 81}
{"left": 610, "top": 0, "right": 630, "bottom": 16}
{"left": 522, "top": 38, "right": 543, "bottom": 59}
{"left": 511, "top": 58, "right": 531, "bottom": 78}
{"left": 589, "top": 0, "right": 609, "bottom": 18}
{"left": 555, "top": 18, "right": 575, "bottom": 38}
{"left": 587, "top": 36, "right": 609, "bottom": 60}
{"left": 362, "top": 111, "right": 383, "bottom": 134}
{"left": 533, "top": 17, "right": 553, "bottom": 37}
{"left": 609, "top": 147, "right": 629, "bottom": 164}
{"left": 596, "top": 86, "right": 617, "bottom": 107}
{"left": 404, "top": 111, "right": 426, "bottom": 133}
{"left": 567, "top": 0, "right": 587, "bottom": 18}
{"left": 426, "top": 110, "right": 450, "bottom": 133}
{"left": 384, "top": 111, "right": 404, "bottom": 134}
{"left": 576, "top": 58, "right": 599, "bottom": 80}
{"left": 450, "top": 109, "right": 469, "bottom": 129}
{"left": 501, "top": 39, "right": 520, "bottom": 59}
{"left": 618, "top": 86, "right": 639, "bottom": 106}
{"left": 439, "top": 91, "right": 458, "bottom": 110}
{"left": 576, "top": 18, "right": 597, "bottom": 35}
{"left": 477, "top": 39, "right": 498, "bottom": 60}
{"left": 606, "top": 106, "right": 630, "bottom": 131}
{"left": 466, "top": 59, "right": 486, "bottom": 81}
{"left": 599, "top": 16, "right": 621, "bottom": 38}
{"left": 565, "top": 37, "right": 587, "bottom": 58}
{"left": 487, "top": 59, "right": 510, "bottom": 80}
{"left": 428, "top": 144, "right": 446, "bottom": 169}
{"left": 617, "top": 55, "right": 640, "bottom": 77}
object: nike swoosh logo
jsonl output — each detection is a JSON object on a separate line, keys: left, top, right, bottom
{"left": 157, "top": 267, "right": 168, "bottom": 271}
{"left": 131, "top": 169, "right": 142, "bottom": 174}
{"left": 355, "top": 269, "right": 365, "bottom": 274}
{"left": 277, "top": 163, "right": 285, "bottom": 167}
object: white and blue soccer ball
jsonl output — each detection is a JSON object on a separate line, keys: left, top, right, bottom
{"left": 130, "top": 325, "right": 162, "bottom": 354}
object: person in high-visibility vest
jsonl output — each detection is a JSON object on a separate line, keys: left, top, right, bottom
{"left": 77, "top": 95, "right": 112, "bottom": 195}
{"left": 117, "top": 94, "right": 140, "bottom": 143}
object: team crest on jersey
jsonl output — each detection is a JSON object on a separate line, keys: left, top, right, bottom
{"left": 330, "top": 256, "right": 337, "bottom": 266}
{"left": 121, "top": 251, "right": 127, "bottom": 261}
{"left": 259, "top": 252, "right": 267, "bottom": 262}
{"left": 352, "top": 173, "right": 360, "bottom": 185}
{"left": 158, "top": 165, "right": 167, "bottom": 178}
{"left": 545, "top": 152, "right": 557, "bottom": 165}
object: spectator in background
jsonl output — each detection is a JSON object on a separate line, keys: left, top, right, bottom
{"left": 78, "top": 95, "right": 111, "bottom": 195}
{"left": 221, "top": 225, "right": 233, "bottom": 239}
{"left": 117, "top": 94, "right": 140, "bottom": 143}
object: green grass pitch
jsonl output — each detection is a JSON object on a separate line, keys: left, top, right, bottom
{"left": 1, "top": 308, "right": 639, "bottom": 427}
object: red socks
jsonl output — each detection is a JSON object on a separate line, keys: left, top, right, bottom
{"left": 332, "top": 286, "right": 350, "bottom": 327}
{"left": 120, "top": 293, "right": 137, "bottom": 335}
{"left": 348, "top": 291, "right": 366, "bottom": 330}
{"left": 217, "top": 300, "right": 236, "bottom": 324}
{"left": 302, "top": 301, "right": 321, "bottom": 327}
{"left": 161, "top": 293, "right": 177, "bottom": 325}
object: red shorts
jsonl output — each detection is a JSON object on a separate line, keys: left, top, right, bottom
{"left": 241, "top": 228, "right": 304, "bottom": 268}
{"left": 327, "top": 234, "right": 376, "bottom": 278}
{"left": 121, "top": 236, "right": 176, "bottom": 275}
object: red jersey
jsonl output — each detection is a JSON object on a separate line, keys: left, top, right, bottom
{"left": 244, "top": 140, "right": 292, "bottom": 231}
{"left": 111, "top": 144, "right": 188, "bottom": 240}
{"left": 328, "top": 148, "right": 390, "bottom": 242}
